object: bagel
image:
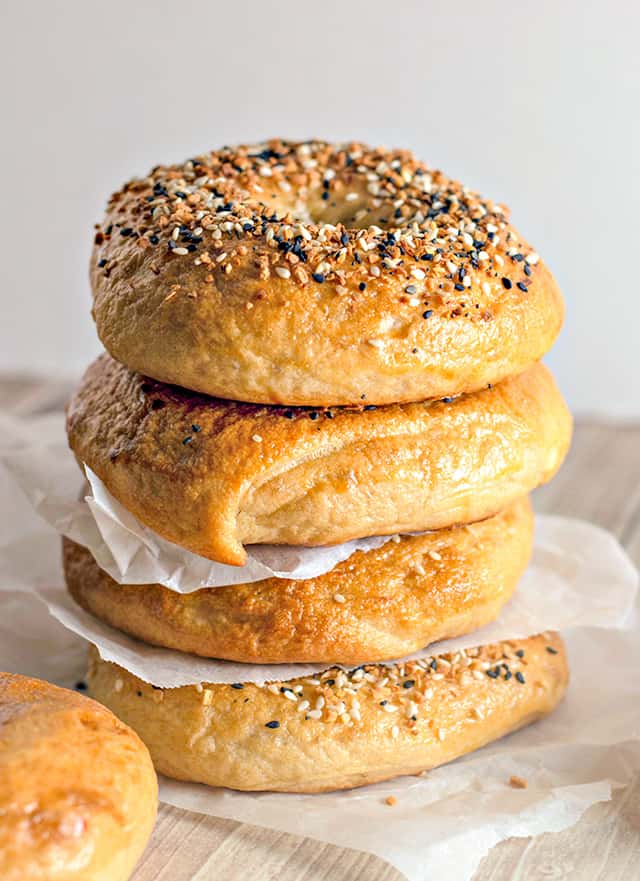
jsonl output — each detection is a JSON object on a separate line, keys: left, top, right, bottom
{"left": 0, "top": 672, "right": 157, "bottom": 881}
{"left": 86, "top": 632, "right": 568, "bottom": 793}
{"left": 66, "top": 354, "right": 571, "bottom": 565}
{"left": 91, "top": 139, "right": 563, "bottom": 406}
{"left": 63, "top": 499, "right": 533, "bottom": 664}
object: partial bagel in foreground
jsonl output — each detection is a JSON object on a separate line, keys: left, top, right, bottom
{"left": 67, "top": 354, "right": 571, "bottom": 565}
{"left": 91, "top": 140, "right": 563, "bottom": 406}
{"left": 64, "top": 499, "right": 533, "bottom": 664}
{"left": 0, "top": 672, "right": 157, "bottom": 881}
{"left": 87, "top": 633, "right": 568, "bottom": 793}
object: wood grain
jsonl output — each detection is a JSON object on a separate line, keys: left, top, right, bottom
{"left": 1, "top": 378, "right": 638, "bottom": 881}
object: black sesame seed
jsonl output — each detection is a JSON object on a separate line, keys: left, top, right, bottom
{"left": 312, "top": 273, "right": 325, "bottom": 283}
{"left": 546, "top": 646, "right": 559, "bottom": 654}
{"left": 454, "top": 283, "right": 465, "bottom": 291}
{"left": 265, "top": 720, "right": 280, "bottom": 729}
{"left": 486, "top": 669, "right": 500, "bottom": 679}
{"left": 359, "top": 282, "right": 366, "bottom": 291}
{"left": 98, "top": 258, "right": 107, "bottom": 268}
{"left": 517, "top": 282, "right": 528, "bottom": 292}
{"left": 191, "top": 424, "right": 201, "bottom": 433}
{"left": 515, "top": 649, "right": 525, "bottom": 658}
{"left": 120, "top": 227, "right": 133, "bottom": 237}
{"left": 309, "top": 411, "right": 319, "bottom": 421}
{"left": 182, "top": 436, "right": 192, "bottom": 445}
{"left": 501, "top": 277, "right": 513, "bottom": 290}
{"left": 405, "top": 285, "right": 418, "bottom": 294}
{"left": 422, "top": 310, "right": 433, "bottom": 319}
{"left": 403, "top": 680, "right": 415, "bottom": 689}
{"left": 442, "top": 396, "right": 454, "bottom": 403}
{"left": 363, "top": 404, "right": 377, "bottom": 411}
{"left": 231, "top": 683, "right": 244, "bottom": 689}
{"left": 75, "top": 681, "right": 87, "bottom": 691}
{"left": 149, "top": 235, "right": 159, "bottom": 245}
{"left": 515, "top": 671, "right": 526, "bottom": 684}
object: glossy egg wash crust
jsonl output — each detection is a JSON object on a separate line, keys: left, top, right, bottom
{"left": 91, "top": 139, "right": 563, "bottom": 406}
{"left": 0, "top": 672, "right": 157, "bottom": 881}
{"left": 66, "top": 354, "right": 571, "bottom": 566}
{"left": 63, "top": 499, "right": 533, "bottom": 665}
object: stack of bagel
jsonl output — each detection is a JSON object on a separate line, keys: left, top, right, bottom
{"left": 65, "top": 140, "right": 572, "bottom": 792}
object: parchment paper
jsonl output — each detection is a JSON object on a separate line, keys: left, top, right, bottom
{"left": 1, "top": 412, "right": 415, "bottom": 590}
{"left": 0, "top": 590, "right": 637, "bottom": 881}
{"left": 1, "top": 412, "right": 639, "bottom": 881}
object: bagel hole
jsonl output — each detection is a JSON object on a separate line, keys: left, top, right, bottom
{"left": 259, "top": 186, "right": 388, "bottom": 231}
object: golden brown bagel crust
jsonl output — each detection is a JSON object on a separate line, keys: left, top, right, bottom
{"left": 67, "top": 355, "right": 571, "bottom": 565}
{"left": 64, "top": 499, "right": 533, "bottom": 664}
{"left": 91, "top": 139, "right": 563, "bottom": 406}
{"left": 87, "top": 633, "right": 567, "bottom": 793}
{"left": 0, "top": 672, "right": 157, "bottom": 881}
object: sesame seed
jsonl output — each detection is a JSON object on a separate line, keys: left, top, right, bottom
{"left": 333, "top": 593, "right": 346, "bottom": 604}
{"left": 99, "top": 141, "right": 542, "bottom": 327}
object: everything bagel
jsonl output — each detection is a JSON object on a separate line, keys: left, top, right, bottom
{"left": 91, "top": 139, "right": 563, "bottom": 406}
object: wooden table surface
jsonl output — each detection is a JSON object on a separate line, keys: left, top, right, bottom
{"left": 2, "top": 376, "right": 639, "bottom": 881}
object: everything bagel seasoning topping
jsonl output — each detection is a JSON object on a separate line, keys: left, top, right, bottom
{"left": 93, "top": 140, "right": 540, "bottom": 321}
{"left": 109, "top": 638, "right": 555, "bottom": 742}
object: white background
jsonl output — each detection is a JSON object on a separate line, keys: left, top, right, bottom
{"left": 1, "top": 0, "right": 638, "bottom": 418}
